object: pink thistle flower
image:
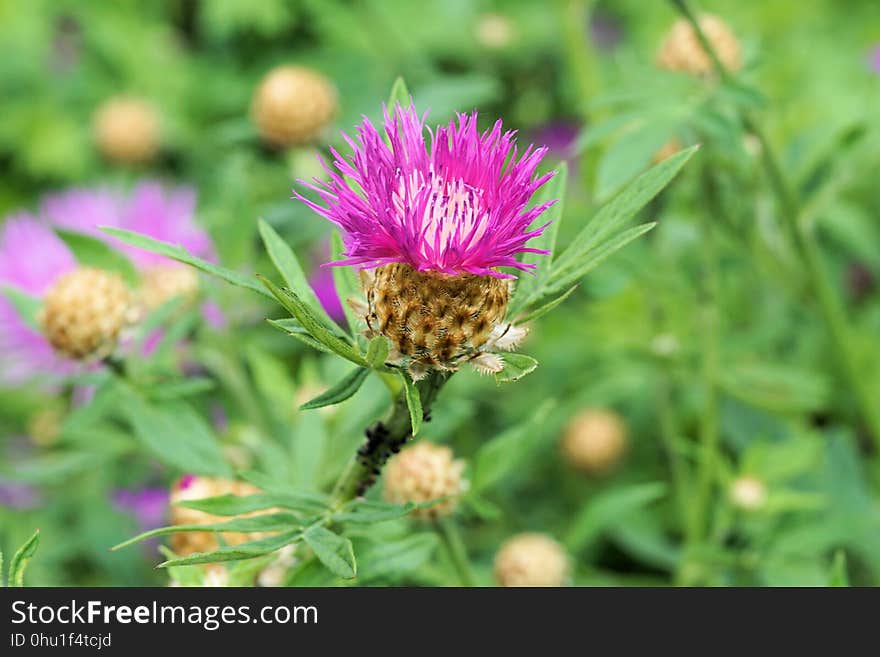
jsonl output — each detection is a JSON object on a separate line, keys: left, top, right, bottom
{"left": 294, "top": 104, "right": 555, "bottom": 279}
{"left": 0, "top": 214, "right": 78, "bottom": 384}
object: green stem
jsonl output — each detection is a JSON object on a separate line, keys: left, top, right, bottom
{"left": 683, "top": 165, "right": 723, "bottom": 572}
{"left": 667, "top": 0, "right": 880, "bottom": 451}
{"left": 433, "top": 516, "right": 476, "bottom": 587}
{"left": 330, "top": 370, "right": 450, "bottom": 508}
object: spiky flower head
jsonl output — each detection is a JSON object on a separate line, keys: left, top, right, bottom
{"left": 39, "top": 267, "right": 132, "bottom": 360}
{"left": 252, "top": 66, "right": 338, "bottom": 148}
{"left": 494, "top": 533, "right": 570, "bottom": 587}
{"left": 92, "top": 96, "right": 160, "bottom": 165}
{"left": 561, "top": 408, "right": 629, "bottom": 474}
{"left": 657, "top": 15, "right": 742, "bottom": 76}
{"left": 169, "top": 475, "right": 265, "bottom": 557}
{"left": 296, "top": 104, "right": 553, "bottom": 370}
{"left": 383, "top": 440, "right": 467, "bottom": 519}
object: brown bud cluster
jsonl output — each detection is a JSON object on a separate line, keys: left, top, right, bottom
{"left": 657, "top": 15, "right": 742, "bottom": 76}
{"left": 383, "top": 441, "right": 466, "bottom": 519}
{"left": 39, "top": 267, "right": 131, "bottom": 360}
{"left": 494, "top": 533, "right": 570, "bottom": 587}
{"left": 92, "top": 97, "right": 160, "bottom": 165}
{"left": 363, "top": 263, "right": 510, "bottom": 369}
{"left": 561, "top": 408, "right": 628, "bottom": 474}
{"left": 251, "top": 66, "right": 337, "bottom": 148}
{"left": 169, "top": 476, "right": 264, "bottom": 557}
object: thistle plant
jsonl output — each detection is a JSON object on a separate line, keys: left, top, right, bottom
{"left": 103, "top": 78, "right": 694, "bottom": 582}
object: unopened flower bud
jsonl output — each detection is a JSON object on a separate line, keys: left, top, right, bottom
{"left": 28, "top": 406, "right": 65, "bottom": 447}
{"left": 39, "top": 267, "right": 131, "bottom": 360}
{"left": 139, "top": 263, "right": 200, "bottom": 313}
{"left": 169, "top": 475, "right": 264, "bottom": 557}
{"left": 364, "top": 264, "right": 509, "bottom": 369}
{"left": 252, "top": 66, "right": 337, "bottom": 148}
{"left": 494, "top": 533, "right": 570, "bottom": 587}
{"left": 476, "top": 13, "right": 514, "bottom": 49}
{"left": 383, "top": 440, "right": 467, "bottom": 519}
{"left": 729, "top": 475, "right": 767, "bottom": 511}
{"left": 92, "top": 97, "right": 161, "bottom": 164}
{"left": 561, "top": 408, "right": 628, "bottom": 474}
{"left": 657, "top": 15, "right": 742, "bottom": 76}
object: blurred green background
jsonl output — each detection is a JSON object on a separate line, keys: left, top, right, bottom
{"left": 1, "top": 0, "right": 879, "bottom": 586}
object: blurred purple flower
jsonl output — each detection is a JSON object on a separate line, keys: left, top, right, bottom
{"left": 310, "top": 267, "right": 345, "bottom": 323}
{"left": 589, "top": 10, "right": 624, "bottom": 52}
{"left": 0, "top": 479, "right": 41, "bottom": 509}
{"left": 112, "top": 487, "right": 169, "bottom": 532}
{"left": 41, "top": 182, "right": 216, "bottom": 268}
{"left": 0, "top": 214, "right": 77, "bottom": 384}
{"left": 870, "top": 45, "right": 880, "bottom": 74}
{"left": 531, "top": 121, "right": 581, "bottom": 163}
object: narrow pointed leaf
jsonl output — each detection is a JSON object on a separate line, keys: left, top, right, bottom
{"left": 515, "top": 285, "right": 578, "bottom": 324}
{"left": 494, "top": 353, "right": 538, "bottom": 383}
{"left": 259, "top": 276, "right": 367, "bottom": 366}
{"left": 300, "top": 367, "right": 370, "bottom": 410}
{"left": 303, "top": 525, "right": 357, "bottom": 579}
{"left": 55, "top": 228, "right": 139, "bottom": 287}
{"left": 101, "top": 227, "right": 271, "bottom": 299}
{"left": 1, "top": 286, "right": 41, "bottom": 331}
{"left": 176, "top": 492, "right": 328, "bottom": 516}
{"left": 9, "top": 530, "right": 40, "bottom": 587}
{"left": 400, "top": 372, "right": 423, "bottom": 436}
{"left": 158, "top": 530, "right": 303, "bottom": 567}
{"left": 387, "top": 76, "right": 412, "bottom": 108}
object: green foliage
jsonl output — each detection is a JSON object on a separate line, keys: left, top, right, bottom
{"left": 2, "top": 530, "right": 40, "bottom": 588}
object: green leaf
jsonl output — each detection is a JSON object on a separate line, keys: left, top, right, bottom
{"left": 471, "top": 401, "right": 555, "bottom": 492}
{"left": 565, "top": 483, "right": 667, "bottom": 551}
{"left": 494, "top": 353, "right": 539, "bottom": 383}
{"left": 259, "top": 276, "right": 367, "bottom": 366}
{"left": 267, "top": 318, "right": 335, "bottom": 354}
{"left": 365, "top": 336, "right": 390, "bottom": 369}
{"left": 358, "top": 534, "right": 438, "bottom": 582}
{"left": 828, "top": 550, "right": 850, "bottom": 587}
{"left": 400, "top": 372, "right": 423, "bottom": 436}
{"left": 594, "top": 117, "right": 680, "bottom": 201}
{"left": 145, "top": 377, "right": 215, "bottom": 401}
{"left": 117, "top": 386, "right": 232, "bottom": 477}
{"left": 545, "top": 222, "right": 656, "bottom": 294}
{"left": 334, "top": 500, "right": 423, "bottom": 524}
{"left": 302, "top": 525, "right": 357, "bottom": 579}
{"left": 549, "top": 146, "right": 697, "bottom": 292}
{"left": 158, "top": 529, "right": 303, "bottom": 567}
{"left": 101, "top": 227, "right": 272, "bottom": 299}
{"left": 1, "top": 286, "right": 41, "bottom": 331}
{"left": 257, "top": 218, "right": 341, "bottom": 333}
{"left": 9, "top": 530, "right": 40, "bottom": 587}
{"left": 55, "top": 228, "right": 139, "bottom": 287}
{"left": 387, "top": 76, "right": 412, "bottom": 108}
{"left": 177, "top": 491, "right": 328, "bottom": 516}
{"left": 300, "top": 367, "right": 370, "bottom": 410}
{"left": 509, "top": 163, "right": 567, "bottom": 315}
{"left": 330, "top": 231, "right": 364, "bottom": 340}
{"left": 112, "top": 513, "right": 302, "bottom": 551}
{"left": 515, "top": 285, "right": 578, "bottom": 324}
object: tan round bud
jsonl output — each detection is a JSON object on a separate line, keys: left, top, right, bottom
{"left": 657, "top": 15, "right": 742, "bottom": 76}
{"left": 139, "top": 263, "right": 200, "bottom": 313}
{"left": 494, "top": 533, "right": 570, "bottom": 587}
{"left": 252, "top": 66, "right": 338, "bottom": 148}
{"left": 652, "top": 138, "right": 684, "bottom": 165}
{"left": 561, "top": 409, "right": 628, "bottom": 474}
{"left": 383, "top": 441, "right": 466, "bottom": 519}
{"left": 169, "top": 476, "right": 264, "bottom": 557}
{"left": 92, "top": 97, "right": 160, "bottom": 164}
{"left": 476, "top": 13, "right": 514, "bottom": 49}
{"left": 28, "top": 406, "right": 65, "bottom": 447}
{"left": 39, "top": 267, "right": 131, "bottom": 360}
{"left": 729, "top": 475, "right": 767, "bottom": 511}
{"left": 365, "top": 263, "right": 509, "bottom": 368}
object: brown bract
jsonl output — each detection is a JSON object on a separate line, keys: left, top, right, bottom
{"left": 364, "top": 263, "right": 510, "bottom": 368}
